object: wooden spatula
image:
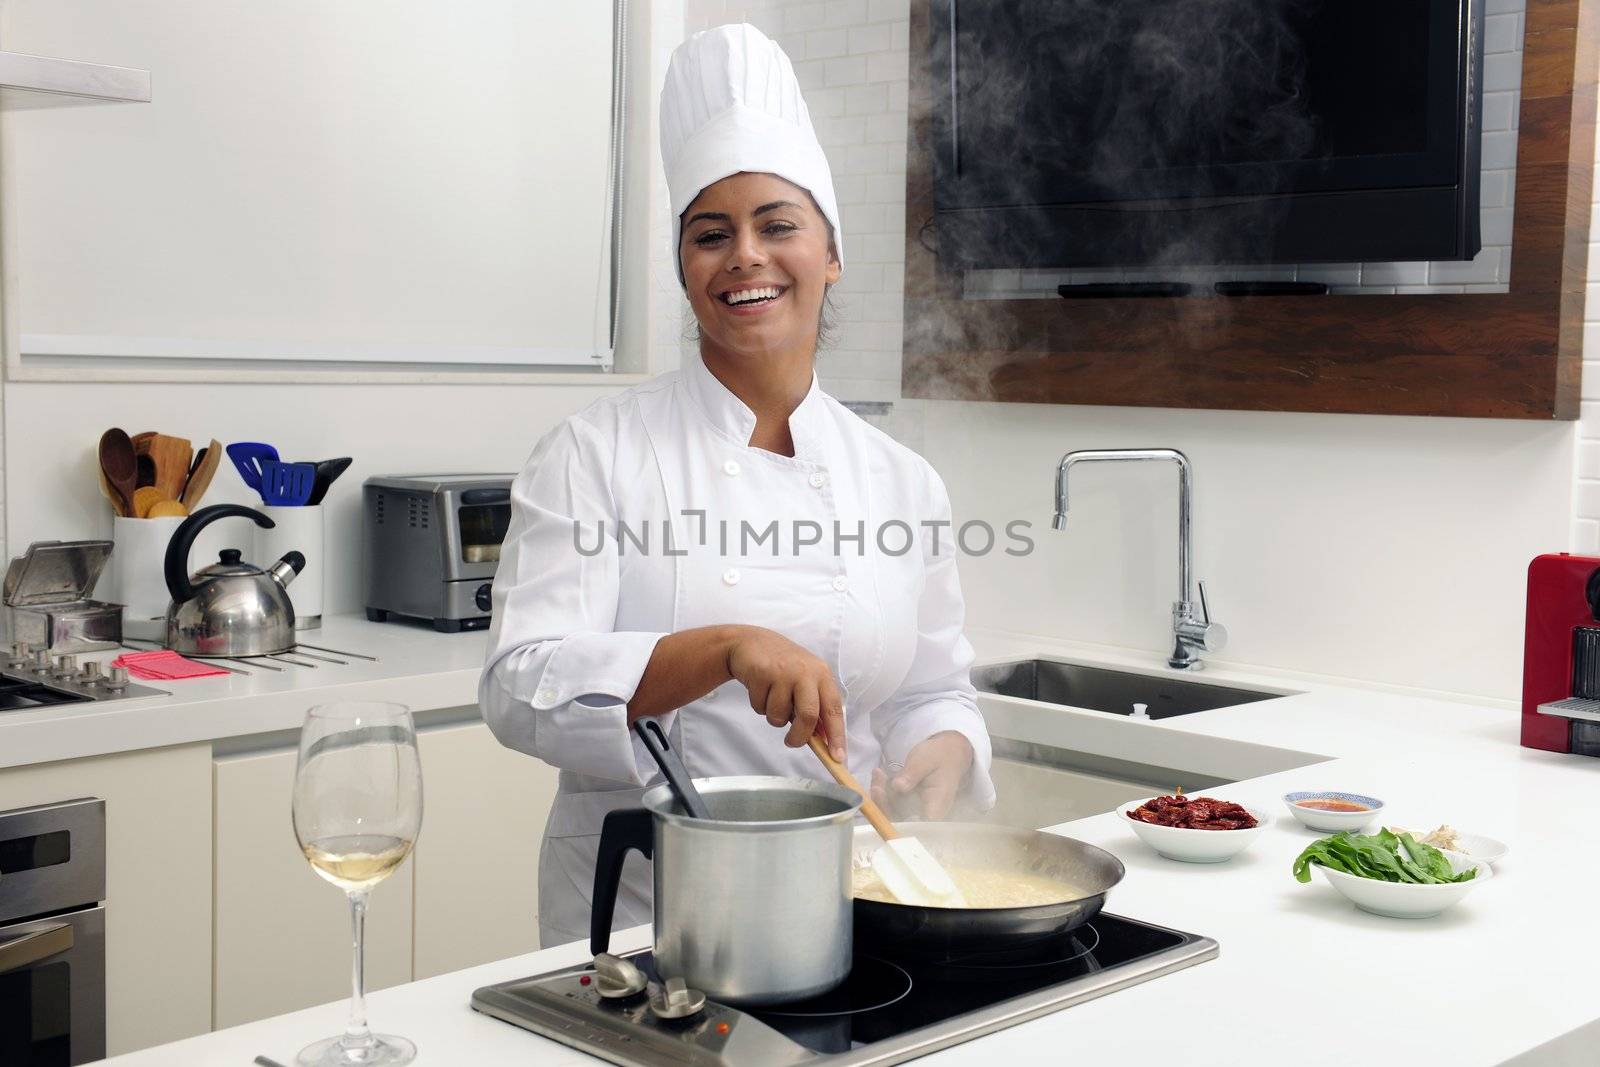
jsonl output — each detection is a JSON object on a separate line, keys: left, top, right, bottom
{"left": 149, "top": 435, "right": 193, "bottom": 501}
{"left": 181, "top": 440, "right": 222, "bottom": 510}
{"left": 131, "top": 431, "right": 156, "bottom": 489}
{"left": 97, "top": 465, "right": 127, "bottom": 517}
{"left": 807, "top": 736, "right": 969, "bottom": 908}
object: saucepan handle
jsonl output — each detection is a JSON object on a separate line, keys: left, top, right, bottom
{"left": 590, "top": 807, "right": 654, "bottom": 957}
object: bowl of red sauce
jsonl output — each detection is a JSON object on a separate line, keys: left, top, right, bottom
{"left": 1282, "top": 791, "right": 1384, "bottom": 833}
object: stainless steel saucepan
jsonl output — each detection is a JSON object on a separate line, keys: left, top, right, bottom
{"left": 591, "top": 775, "right": 863, "bottom": 1006}
{"left": 850, "top": 822, "right": 1125, "bottom": 961}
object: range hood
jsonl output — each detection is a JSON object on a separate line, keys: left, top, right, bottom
{"left": 0, "top": 49, "right": 149, "bottom": 108}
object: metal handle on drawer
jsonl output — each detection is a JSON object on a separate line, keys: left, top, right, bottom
{"left": 0, "top": 921, "right": 73, "bottom": 973}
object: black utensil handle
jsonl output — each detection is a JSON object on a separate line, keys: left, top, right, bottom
{"left": 307, "top": 457, "right": 353, "bottom": 506}
{"left": 632, "top": 719, "right": 712, "bottom": 819}
{"left": 590, "top": 807, "right": 653, "bottom": 957}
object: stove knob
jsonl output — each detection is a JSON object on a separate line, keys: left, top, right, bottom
{"left": 648, "top": 976, "right": 707, "bottom": 1021}
{"left": 105, "top": 666, "right": 130, "bottom": 692}
{"left": 78, "top": 661, "right": 103, "bottom": 686}
{"left": 591, "top": 953, "right": 648, "bottom": 1000}
{"left": 8, "top": 641, "right": 30, "bottom": 667}
{"left": 32, "top": 649, "right": 53, "bottom": 674}
{"left": 51, "top": 654, "right": 78, "bottom": 680}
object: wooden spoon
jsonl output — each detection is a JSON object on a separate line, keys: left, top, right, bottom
{"left": 807, "top": 736, "right": 969, "bottom": 908}
{"left": 149, "top": 434, "right": 193, "bottom": 501}
{"left": 98, "top": 428, "right": 138, "bottom": 519}
{"left": 97, "top": 465, "right": 127, "bottom": 517}
{"left": 180, "top": 440, "right": 223, "bottom": 510}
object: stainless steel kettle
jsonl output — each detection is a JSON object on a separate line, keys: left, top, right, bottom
{"left": 164, "top": 504, "right": 304, "bottom": 657}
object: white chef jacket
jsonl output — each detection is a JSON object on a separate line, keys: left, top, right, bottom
{"left": 479, "top": 352, "right": 995, "bottom": 947}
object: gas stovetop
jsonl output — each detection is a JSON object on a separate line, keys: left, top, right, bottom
{"left": 0, "top": 650, "right": 164, "bottom": 707}
{"left": 470, "top": 913, "right": 1217, "bottom": 1066}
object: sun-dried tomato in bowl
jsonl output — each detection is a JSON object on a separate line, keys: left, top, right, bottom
{"left": 1129, "top": 791, "right": 1259, "bottom": 830}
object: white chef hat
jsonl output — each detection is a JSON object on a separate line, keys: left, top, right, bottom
{"left": 660, "top": 23, "right": 843, "bottom": 286}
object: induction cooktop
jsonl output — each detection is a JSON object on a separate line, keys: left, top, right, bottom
{"left": 470, "top": 912, "right": 1217, "bottom": 1066}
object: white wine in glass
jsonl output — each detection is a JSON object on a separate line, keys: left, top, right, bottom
{"left": 292, "top": 701, "right": 423, "bottom": 1067}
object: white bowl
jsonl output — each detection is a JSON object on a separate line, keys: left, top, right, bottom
{"left": 1313, "top": 849, "right": 1492, "bottom": 918}
{"left": 1451, "top": 832, "right": 1509, "bottom": 866}
{"left": 1122, "top": 805, "right": 1271, "bottom": 863}
{"left": 1283, "top": 791, "right": 1384, "bottom": 833}
{"left": 1385, "top": 827, "right": 1509, "bottom": 867}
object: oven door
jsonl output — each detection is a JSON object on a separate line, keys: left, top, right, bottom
{"left": 0, "top": 904, "right": 106, "bottom": 1066}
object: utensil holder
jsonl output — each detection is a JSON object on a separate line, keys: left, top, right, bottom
{"left": 258, "top": 504, "right": 324, "bottom": 629}
{"left": 107, "top": 515, "right": 187, "bottom": 625}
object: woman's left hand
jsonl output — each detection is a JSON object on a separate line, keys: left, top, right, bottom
{"left": 869, "top": 731, "right": 973, "bottom": 821}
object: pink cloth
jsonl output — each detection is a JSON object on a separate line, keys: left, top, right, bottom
{"left": 111, "top": 649, "right": 228, "bottom": 680}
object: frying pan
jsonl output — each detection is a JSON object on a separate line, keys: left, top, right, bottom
{"left": 850, "top": 822, "right": 1124, "bottom": 961}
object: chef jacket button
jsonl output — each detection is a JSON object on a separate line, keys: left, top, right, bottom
{"left": 808, "top": 472, "right": 826, "bottom": 488}
{"left": 723, "top": 568, "right": 741, "bottom": 586}
{"left": 723, "top": 460, "right": 741, "bottom": 477}
{"left": 831, "top": 575, "right": 848, "bottom": 592}
{"left": 536, "top": 687, "right": 559, "bottom": 704}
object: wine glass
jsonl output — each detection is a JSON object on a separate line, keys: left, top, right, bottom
{"left": 291, "top": 701, "right": 424, "bottom": 1066}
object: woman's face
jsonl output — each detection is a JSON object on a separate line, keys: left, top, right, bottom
{"left": 680, "top": 172, "right": 841, "bottom": 361}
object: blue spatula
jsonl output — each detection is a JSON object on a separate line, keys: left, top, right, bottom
{"left": 225, "top": 442, "right": 279, "bottom": 496}
{"left": 259, "top": 459, "right": 316, "bottom": 506}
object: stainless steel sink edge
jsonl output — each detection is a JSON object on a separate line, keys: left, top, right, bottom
{"left": 971, "top": 651, "right": 1303, "bottom": 698}
{"left": 971, "top": 657, "right": 1299, "bottom": 722}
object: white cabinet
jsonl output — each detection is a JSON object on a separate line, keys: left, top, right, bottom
{"left": 412, "top": 720, "right": 559, "bottom": 978}
{"left": 212, "top": 744, "right": 414, "bottom": 1029}
{"left": 985, "top": 756, "right": 1154, "bottom": 830}
{"left": 0, "top": 743, "right": 212, "bottom": 1056}
{"left": 211, "top": 717, "right": 561, "bottom": 1027}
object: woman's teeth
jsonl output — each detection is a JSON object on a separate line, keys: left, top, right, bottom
{"left": 722, "top": 286, "right": 783, "bottom": 306}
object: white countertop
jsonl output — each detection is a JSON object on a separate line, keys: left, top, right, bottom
{"left": 0, "top": 615, "right": 489, "bottom": 769}
{"left": 88, "top": 627, "right": 1600, "bottom": 1066}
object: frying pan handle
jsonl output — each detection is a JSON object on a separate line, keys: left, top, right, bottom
{"left": 590, "top": 807, "right": 653, "bottom": 957}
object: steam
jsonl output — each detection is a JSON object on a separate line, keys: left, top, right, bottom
{"left": 904, "top": 0, "right": 1322, "bottom": 400}
{"left": 958, "top": 0, "right": 1317, "bottom": 273}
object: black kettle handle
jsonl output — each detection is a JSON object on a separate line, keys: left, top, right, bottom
{"left": 163, "top": 504, "right": 275, "bottom": 605}
{"left": 590, "top": 807, "right": 653, "bottom": 957}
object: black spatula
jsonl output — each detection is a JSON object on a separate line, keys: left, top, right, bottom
{"left": 632, "top": 719, "right": 712, "bottom": 819}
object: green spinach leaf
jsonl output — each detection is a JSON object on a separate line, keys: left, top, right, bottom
{"left": 1293, "top": 830, "right": 1477, "bottom": 885}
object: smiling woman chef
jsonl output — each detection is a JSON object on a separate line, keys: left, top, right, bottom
{"left": 481, "top": 24, "right": 995, "bottom": 947}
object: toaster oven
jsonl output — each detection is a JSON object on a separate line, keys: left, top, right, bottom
{"left": 362, "top": 475, "right": 513, "bottom": 632}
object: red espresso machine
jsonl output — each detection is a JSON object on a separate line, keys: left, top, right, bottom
{"left": 1522, "top": 553, "right": 1600, "bottom": 755}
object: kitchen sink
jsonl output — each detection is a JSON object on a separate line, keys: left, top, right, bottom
{"left": 971, "top": 658, "right": 1288, "bottom": 719}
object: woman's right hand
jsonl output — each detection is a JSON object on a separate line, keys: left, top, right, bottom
{"left": 725, "top": 626, "right": 847, "bottom": 760}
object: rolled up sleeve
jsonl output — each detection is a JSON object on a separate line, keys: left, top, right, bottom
{"left": 870, "top": 467, "right": 995, "bottom": 813}
{"left": 479, "top": 419, "right": 668, "bottom": 785}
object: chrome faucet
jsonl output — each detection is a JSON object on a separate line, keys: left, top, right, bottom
{"left": 1053, "top": 448, "right": 1226, "bottom": 671}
